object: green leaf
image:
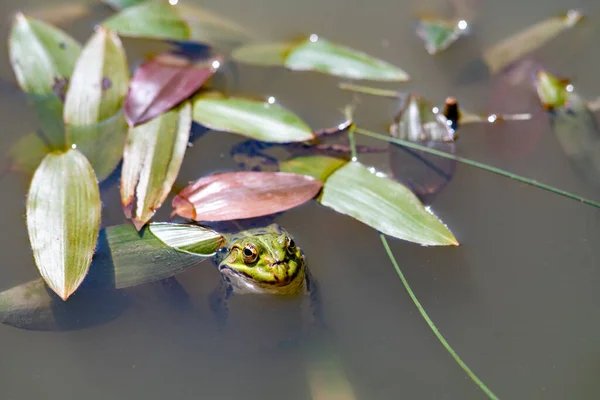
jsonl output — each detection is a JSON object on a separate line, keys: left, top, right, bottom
{"left": 8, "top": 13, "right": 81, "bottom": 95}
{"left": 279, "top": 155, "right": 347, "bottom": 182}
{"left": 319, "top": 161, "right": 458, "bottom": 246}
{"left": 231, "top": 42, "right": 295, "bottom": 67}
{"left": 284, "top": 37, "right": 409, "bottom": 81}
{"left": 192, "top": 95, "right": 315, "bottom": 143}
{"left": 102, "top": 0, "right": 147, "bottom": 10}
{"left": 148, "top": 223, "right": 225, "bottom": 255}
{"left": 415, "top": 18, "right": 467, "bottom": 55}
{"left": 69, "top": 110, "right": 129, "bottom": 182}
{"left": 92, "top": 224, "right": 210, "bottom": 289}
{"left": 535, "top": 70, "right": 570, "bottom": 110}
{"left": 483, "top": 10, "right": 583, "bottom": 74}
{"left": 26, "top": 149, "right": 101, "bottom": 300}
{"left": 121, "top": 102, "right": 192, "bottom": 230}
{"left": 6, "top": 132, "right": 50, "bottom": 175}
{"left": 102, "top": 2, "right": 190, "bottom": 40}
{"left": 64, "top": 27, "right": 129, "bottom": 126}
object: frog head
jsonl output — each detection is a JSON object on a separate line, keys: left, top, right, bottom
{"left": 218, "top": 227, "right": 305, "bottom": 292}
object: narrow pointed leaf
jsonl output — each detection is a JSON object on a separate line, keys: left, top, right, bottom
{"left": 125, "top": 52, "right": 218, "bottom": 126}
{"left": 416, "top": 18, "right": 468, "bottom": 55}
{"left": 535, "top": 70, "right": 570, "bottom": 111}
{"left": 231, "top": 42, "right": 295, "bottom": 67}
{"left": 102, "top": 0, "right": 146, "bottom": 10}
{"left": 192, "top": 96, "right": 315, "bottom": 143}
{"left": 102, "top": 2, "right": 190, "bottom": 40}
{"left": 319, "top": 161, "right": 458, "bottom": 246}
{"left": 284, "top": 37, "right": 409, "bottom": 81}
{"left": 8, "top": 13, "right": 81, "bottom": 95}
{"left": 91, "top": 224, "right": 212, "bottom": 289}
{"left": 148, "top": 223, "right": 225, "bottom": 255}
{"left": 69, "top": 110, "right": 129, "bottom": 181}
{"left": 279, "top": 155, "right": 347, "bottom": 182}
{"left": 64, "top": 27, "right": 129, "bottom": 126}
{"left": 26, "top": 149, "right": 101, "bottom": 300}
{"left": 121, "top": 102, "right": 192, "bottom": 230}
{"left": 172, "top": 171, "right": 322, "bottom": 221}
{"left": 483, "top": 10, "right": 583, "bottom": 74}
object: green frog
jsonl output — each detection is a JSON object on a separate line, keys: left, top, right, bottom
{"left": 208, "top": 224, "right": 321, "bottom": 333}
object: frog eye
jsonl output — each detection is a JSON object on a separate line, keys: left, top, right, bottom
{"left": 242, "top": 244, "right": 258, "bottom": 264}
{"left": 286, "top": 237, "right": 296, "bottom": 253}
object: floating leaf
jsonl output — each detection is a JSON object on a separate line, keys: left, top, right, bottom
{"left": 8, "top": 13, "right": 81, "bottom": 95}
{"left": 121, "top": 102, "right": 192, "bottom": 230}
{"left": 148, "top": 223, "right": 225, "bottom": 255}
{"left": 102, "top": 2, "right": 250, "bottom": 46}
{"left": 280, "top": 155, "right": 347, "bottom": 182}
{"left": 26, "top": 149, "right": 101, "bottom": 300}
{"left": 69, "top": 110, "right": 129, "bottom": 181}
{"left": 416, "top": 18, "right": 469, "bottom": 55}
{"left": 319, "top": 161, "right": 457, "bottom": 246}
{"left": 125, "top": 52, "right": 218, "bottom": 126}
{"left": 231, "top": 42, "right": 293, "bottom": 67}
{"left": 391, "top": 93, "right": 455, "bottom": 142}
{"left": 103, "top": 2, "right": 190, "bottom": 40}
{"left": 193, "top": 95, "right": 315, "bottom": 143}
{"left": 483, "top": 10, "right": 583, "bottom": 74}
{"left": 284, "top": 36, "right": 409, "bottom": 81}
{"left": 172, "top": 171, "right": 322, "bottom": 221}
{"left": 91, "top": 224, "right": 211, "bottom": 289}
{"left": 64, "top": 27, "right": 129, "bottom": 126}
{"left": 102, "top": 0, "right": 146, "bottom": 10}
{"left": 0, "top": 279, "right": 127, "bottom": 331}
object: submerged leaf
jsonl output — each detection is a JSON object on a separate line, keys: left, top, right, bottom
{"left": 69, "top": 110, "right": 129, "bottom": 182}
{"left": 172, "top": 171, "right": 322, "bottom": 221}
{"left": 103, "top": 2, "right": 190, "bottom": 40}
{"left": 391, "top": 93, "right": 455, "bottom": 142}
{"left": 284, "top": 36, "right": 409, "bottom": 81}
{"left": 279, "top": 155, "right": 347, "bottom": 182}
{"left": 193, "top": 95, "right": 315, "bottom": 143}
{"left": 535, "top": 70, "right": 570, "bottom": 111}
{"left": 6, "top": 132, "right": 50, "bottom": 175}
{"left": 483, "top": 10, "right": 583, "bottom": 74}
{"left": 319, "top": 161, "right": 457, "bottom": 246}
{"left": 148, "top": 223, "right": 225, "bottom": 255}
{"left": 8, "top": 13, "right": 81, "bottom": 95}
{"left": 90, "top": 224, "right": 216, "bottom": 288}
{"left": 416, "top": 17, "right": 469, "bottom": 55}
{"left": 125, "top": 52, "right": 218, "bottom": 126}
{"left": 64, "top": 27, "right": 129, "bottom": 126}
{"left": 121, "top": 102, "right": 192, "bottom": 230}
{"left": 26, "top": 149, "right": 101, "bottom": 300}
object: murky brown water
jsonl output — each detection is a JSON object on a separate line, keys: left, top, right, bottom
{"left": 1, "top": 0, "right": 600, "bottom": 399}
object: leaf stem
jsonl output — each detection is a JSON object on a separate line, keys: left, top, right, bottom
{"left": 380, "top": 234, "right": 500, "bottom": 400}
{"left": 355, "top": 127, "right": 600, "bottom": 210}
{"left": 338, "top": 82, "right": 401, "bottom": 98}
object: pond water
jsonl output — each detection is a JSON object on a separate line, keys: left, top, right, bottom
{"left": 1, "top": 0, "right": 600, "bottom": 399}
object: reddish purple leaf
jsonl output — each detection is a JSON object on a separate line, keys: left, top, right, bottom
{"left": 172, "top": 171, "right": 322, "bottom": 221}
{"left": 125, "top": 52, "right": 219, "bottom": 126}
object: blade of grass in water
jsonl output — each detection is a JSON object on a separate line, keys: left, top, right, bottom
{"left": 354, "top": 127, "right": 600, "bottom": 210}
{"left": 380, "top": 234, "right": 500, "bottom": 400}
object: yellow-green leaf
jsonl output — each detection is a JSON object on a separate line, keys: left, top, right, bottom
{"left": 231, "top": 42, "right": 295, "bottom": 67}
{"left": 8, "top": 13, "right": 81, "bottom": 95}
{"left": 121, "top": 102, "right": 192, "bottom": 230}
{"left": 192, "top": 95, "right": 315, "bottom": 143}
{"left": 64, "top": 27, "right": 129, "bottom": 126}
{"left": 26, "top": 149, "right": 101, "bottom": 300}
{"left": 148, "top": 223, "right": 225, "bottom": 255}
{"left": 483, "top": 10, "right": 583, "bottom": 74}
{"left": 280, "top": 155, "right": 347, "bottom": 182}
{"left": 319, "top": 161, "right": 457, "bottom": 246}
{"left": 284, "top": 36, "right": 409, "bottom": 81}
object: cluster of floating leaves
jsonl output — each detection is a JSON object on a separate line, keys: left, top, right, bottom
{"left": 2, "top": 0, "right": 596, "bottom": 324}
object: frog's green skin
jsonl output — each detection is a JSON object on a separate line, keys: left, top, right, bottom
{"left": 209, "top": 224, "right": 321, "bottom": 331}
